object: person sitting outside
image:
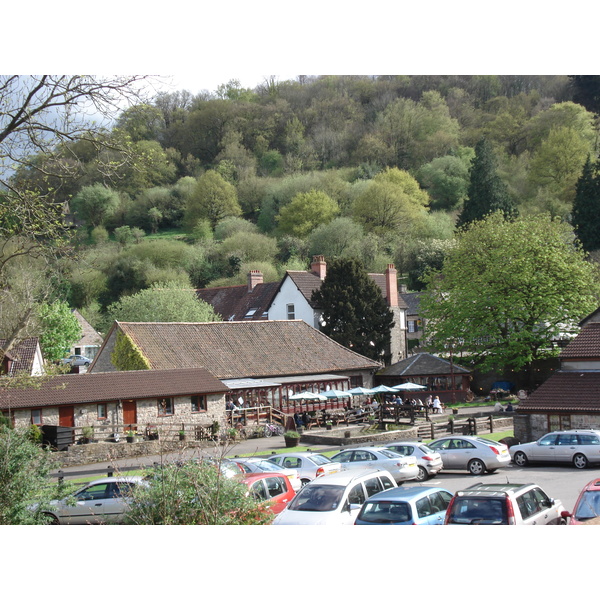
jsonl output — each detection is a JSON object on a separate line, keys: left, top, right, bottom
{"left": 432, "top": 396, "right": 442, "bottom": 414}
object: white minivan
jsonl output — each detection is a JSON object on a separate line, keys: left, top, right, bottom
{"left": 272, "top": 469, "right": 397, "bottom": 525}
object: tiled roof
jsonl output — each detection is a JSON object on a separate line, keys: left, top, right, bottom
{"left": 560, "top": 323, "right": 600, "bottom": 359}
{"left": 196, "top": 281, "right": 279, "bottom": 321}
{"left": 0, "top": 368, "right": 229, "bottom": 410}
{"left": 517, "top": 371, "right": 600, "bottom": 413}
{"left": 400, "top": 292, "right": 421, "bottom": 316}
{"left": 72, "top": 310, "right": 104, "bottom": 347}
{"left": 110, "top": 320, "right": 381, "bottom": 379}
{"left": 286, "top": 271, "right": 408, "bottom": 309}
{"left": 0, "top": 338, "right": 40, "bottom": 376}
{"left": 378, "top": 352, "right": 470, "bottom": 377}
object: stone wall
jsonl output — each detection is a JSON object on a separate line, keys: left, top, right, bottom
{"left": 515, "top": 412, "right": 600, "bottom": 443}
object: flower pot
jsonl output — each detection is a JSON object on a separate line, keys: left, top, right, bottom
{"left": 326, "top": 424, "right": 332, "bottom": 431}
{"left": 285, "top": 437, "right": 300, "bottom": 448}
{"left": 179, "top": 434, "right": 186, "bottom": 441}
{"left": 452, "top": 409, "right": 458, "bottom": 415}
{"left": 127, "top": 436, "right": 135, "bottom": 444}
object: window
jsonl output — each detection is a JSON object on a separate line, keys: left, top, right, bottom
{"left": 286, "top": 304, "right": 295, "bottom": 320}
{"left": 347, "top": 483, "right": 366, "bottom": 506}
{"left": 364, "top": 477, "right": 383, "bottom": 497}
{"left": 31, "top": 409, "right": 42, "bottom": 425}
{"left": 191, "top": 395, "right": 206, "bottom": 412}
{"left": 416, "top": 496, "right": 434, "bottom": 518}
{"left": 158, "top": 397, "right": 174, "bottom": 416}
{"left": 408, "top": 320, "right": 418, "bottom": 333}
{"left": 265, "top": 476, "right": 287, "bottom": 498}
{"left": 97, "top": 404, "right": 107, "bottom": 420}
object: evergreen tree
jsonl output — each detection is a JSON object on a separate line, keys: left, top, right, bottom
{"left": 311, "top": 258, "right": 394, "bottom": 363}
{"left": 457, "top": 138, "right": 518, "bottom": 229}
{"left": 572, "top": 156, "right": 600, "bottom": 252}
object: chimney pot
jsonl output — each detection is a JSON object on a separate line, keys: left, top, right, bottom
{"left": 247, "top": 270, "right": 263, "bottom": 291}
{"left": 311, "top": 255, "right": 327, "bottom": 280}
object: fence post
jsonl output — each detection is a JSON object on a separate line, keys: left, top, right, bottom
{"left": 107, "top": 468, "right": 114, "bottom": 478}
{"left": 449, "top": 419, "right": 455, "bottom": 434}
{"left": 57, "top": 470, "right": 64, "bottom": 486}
{"left": 430, "top": 422, "right": 435, "bottom": 439}
{"left": 489, "top": 414, "right": 494, "bottom": 433}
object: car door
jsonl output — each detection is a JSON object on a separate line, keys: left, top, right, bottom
{"left": 415, "top": 495, "right": 439, "bottom": 525}
{"left": 429, "top": 439, "right": 455, "bottom": 468}
{"left": 428, "top": 490, "right": 453, "bottom": 524}
{"left": 554, "top": 433, "right": 579, "bottom": 463}
{"left": 530, "top": 433, "right": 558, "bottom": 462}
{"left": 61, "top": 482, "right": 114, "bottom": 524}
{"left": 351, "top": 450, "right": 378, "bottom": 469}
{"left": 342, "top": 482, "right": 367, "bottom": 524}
{"left": 445, "top": 439, "right": 475, "bottom": 469}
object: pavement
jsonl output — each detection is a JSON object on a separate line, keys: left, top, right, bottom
{"left": 51, "top": 404, "right": 507, "bottom": 479}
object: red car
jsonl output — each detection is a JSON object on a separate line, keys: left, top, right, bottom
{"left": 242, "top": 472, "right": 296, "bottom": 514}
{"left": 564, "top": 478, "right": 600, "bottom": 524}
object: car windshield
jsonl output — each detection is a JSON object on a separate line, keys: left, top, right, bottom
{"left": 419, "top": 444, "right": 435, "bottom": 454}
{"left": 358, "top": 500, "right": 412, "bottom": 523}
{"left": 253, "top": 461, "right": 286, "bottom": 472}
{"left": 476, "top": 438, "right": 502, "bottom": 447}
{"left": 447, "top": 498, "right": 508, "bottom": 525}
{"left": 574, "top": 491, "right": 600, "bottom": 521}
{"left": 310, "top": 454, "right": 332, "bottom": 465}
{"left": 379, "top": 449, "right": 401, "bottom": 458}
{"left": 287, "top": 485, "right": 345, "bottom": 512}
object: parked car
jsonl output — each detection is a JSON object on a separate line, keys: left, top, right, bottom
{"left": 445, "top": 482, "right": 567, "bottom": 525}
{"left": 39, "top": 476, "right": 146, "bottom": 524}
{"left": 192, "top": 457, "right": 246, "bottom": 479}
{"left": 384, "top": 441, "right": 443, "bottom": 481}
{"left": 241, "top": 472, "right": 296, "bottom": 514}
{"left": 267, "top": 452, "right": 341, "bottom": 486}
{"left": 233, "top": 457, "right": 301, "bottom": 491}
{"left": 273, "top": 469, "right": 397, "bottom": 525}
{"left": 61, "top": 354, "right": 91, "bottom": 367}
{"left": 563, "top": 478, "right": 600, "bottom": 524}
{"left": 329, "top": 446, "right": 419, "bottom": 484}
{"left": 355, "top": 486, "right": 453, "bottom": 525}
{"left": 427, "top": 435, "right": 511, "bottom": 475}
{"left": 510, "top": 430, "right": 600, "bottom": 469}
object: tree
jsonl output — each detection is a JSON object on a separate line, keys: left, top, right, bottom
{"left": 457, "top": 138, "right": 517, "bottom": 228}
{"left": 311, "top": 258, "right": 394, "bottom": 363}
{"left": 106, "top": 281, "right": 219, "bottom": 323}
{"left": 416, "top": 152, "right": 472, "bottom": 211}
{"left": 37, "top": 300, "right": 82, "bottom": 362}
{"left": 276, "top": 189, "right": 339, "bottom": 238}
{"left": 572, "top": 156, "right": 600, "bottom": 252}
{"left": 352, "top": 168, "right": 430, "bottom": 235}
{"left": 125, "top": 459, "right": 274, "bottom": 525}
{"left": 421, "top": 213, "right": 600, "bottom": 381}
{"left": 0, "top": 426, "right": 54, "bottom": 524}
{"left": 183, "top": 170, "right": 241, "bottom": 230}
{"left": 70, "top": 184, "right": 121, "bottom": 229}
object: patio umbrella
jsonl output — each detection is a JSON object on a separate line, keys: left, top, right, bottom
{"left": 368, "top": 385, "right": 398, "bottom": 394}
{"left": 392, "top": 382, "right": 427, "bottom": 391}
{"left": 348, "top": 387, "right": 373, "bottom": 396}
{"left": 289, "top": 391, "right": 328, "bottom": 401}
{"left": 322, "top": 389, "right": 353, "bottom": 399}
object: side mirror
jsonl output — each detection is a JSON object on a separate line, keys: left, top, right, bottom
{"left": 561, "top": 510, "right": 572, "bottom": 519}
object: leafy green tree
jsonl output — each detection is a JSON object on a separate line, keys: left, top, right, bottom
{"left": 407, "top": 238, "right": 457, "bottom": 291}
{"left": 352, "top": 168, "right": 430, "bottom": 235}
{"left": 125, "top": 459, "right": 274, "bottom": 525}
{"left": 183, "top": 170, "right": 241, "bottom": 230}
{"left": 457, "top": 138, "right": 517, "bottom": 228}
{"left": 311, "top": 257, "right": 394, "bottom": 363}
{"left": 416, "top": 152, "right": 472, "bottom": 210}
{"left": 0, "top": 426, "right": 54, "bottom": 524}
{"left": 114, "top": 103, "right": 166, "bottom": 142}
{"left": 106, "top": 281, "right": 219, "bottom": 323}
{"left": 572, "top": 156, "right": 600, "bottom": 252}
{"left": 37, "top": 300, "right": 82, "bottom": 362}
{"left": 70, "top": 184, "right": 121, "bottom": 229}
{"left": 276, "top": 190, "right": 339, "bottom": 238}
{"left": 421, "top": 213, "right": 600, "bottom": 380}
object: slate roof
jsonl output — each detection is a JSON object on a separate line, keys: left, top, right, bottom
{"left": 377, "top": 352, "right": 470, "bottom": 377}
{"left": 0, "top": 338, "right": 40, "bottom": 376}
{"left": 560, "top": 323, "right": 600, "bottom": 359}
{"left": 517, "top": 371, "right": 600, "bottom": 413}
{"left": 400, "top": 292, "right": 421, "bottom": 316}
{"left": 100, "top": 320, "right": 381, "bottom": 379}
{"left": 0, "top": 368, "right": 229, "bottom": 410}
{"left": 196, "top": 281, "right": 279, "bottom": 321}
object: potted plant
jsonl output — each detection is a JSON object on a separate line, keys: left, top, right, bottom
{"left": 126, "top": 429, "right": 136, "bottom": 443}
{"left": 325, "top": 420, "right": 333, "bottom": 430}
{"left": 452, "top": 407, "right": 459, "bottom": 415}
{"left": 227, "top": 427, "right": 237, "bottom": 441}
{"left": 283, "top": 430, "right": 301, "bottom": 448}
{"left": 81, "top": 426, "right": 94, "bottom": 444}
{"left": 179, "top": 430, "right": 186, "bottom": 441}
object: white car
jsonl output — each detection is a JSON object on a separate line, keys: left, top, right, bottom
{"left": 330, "top": 446, "right": 419, "bottom": 484}
{"left": 267, "top": 452, "right": 341, "bottom": 486}
{"left": 39, "top": 476, "right": 146, "bottom": 524}
{"left": 384, "top": 441, "right": 444, "bottom": 481}
{"left": 428, "top": 436, "right": 511, "bottom": 475}
{"left": 273, "top": 469, "right": 397, "bottom": 525}
{"left": 233, "top": 457, "right": 302, "bottom": 491}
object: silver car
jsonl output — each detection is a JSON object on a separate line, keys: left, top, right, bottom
{"left": 233, "top": 457, "right": 302, "bottom": 491}
{"left": 510, "top": 430, "right": 600, "bottom": 469}
{"left": 61, "top": 354, "right": 91, "bottom": 366}
{"left": 427, "top": 435, "right": 511, "bottom": 476}
{"left": 384, "top": 441, "right": 444, "bottom": 481}
{"left": 40, "top": 476, "right": 145, "bottom": 524}
{"left": 267, "top": 452, "right": 342, "bottom": 486}
{"left": 329, "top": 446, "right": 419, "bottom": 484}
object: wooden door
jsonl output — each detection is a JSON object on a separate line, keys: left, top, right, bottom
{"left": 122, "top": 400, "right": 137, "bottom": 428}
{"left": 58, "top": 406, "right": 75, "bottom": 427}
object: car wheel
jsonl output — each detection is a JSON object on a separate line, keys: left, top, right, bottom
{"left": 468, "top": 459, "right": 485, "bottom": 476}
{"left": 43, "top": 513, "right": 60, "bottom": 525}
{"left": 573, "top": 453, "right": 588, "bottom": 469}
{"left": 415, "top": 466, "right": 429, "bottom": 482}
{"left": 513, "top": 451, "right": 528, "bottom": 467}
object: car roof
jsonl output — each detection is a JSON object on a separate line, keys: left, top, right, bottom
{"left": 87, "top": 476, "right": 145, "bottom": 485}
{"left": 365, "top": 486, "right": 451, "bottom": 502}
{"left": 241, "top": 472, "right": 290, "bottom": 484}
{"left": 303, "top": 468, "right": 394, "bottom": 486}
{"left": 455, "top": 482, "right": 535, "bottom": 497}
{"left": 582, "top": 479, "right": 600, "bottom": 491}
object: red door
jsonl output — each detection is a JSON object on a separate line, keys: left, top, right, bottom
{"left": 58, "top": 406, "right": 74, "bottom": 427}
{"left": 122, "top": 400, "right": 137, "bottom": 429}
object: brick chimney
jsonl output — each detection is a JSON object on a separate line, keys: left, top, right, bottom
{"left": 385, "top": 264, "right": 399, "bottom": 307}
{"left": 247, "top": 270, "right": 263, "bottom": 291}
{"left": 311, "top": 255, "right": 327, "bottom": 280}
